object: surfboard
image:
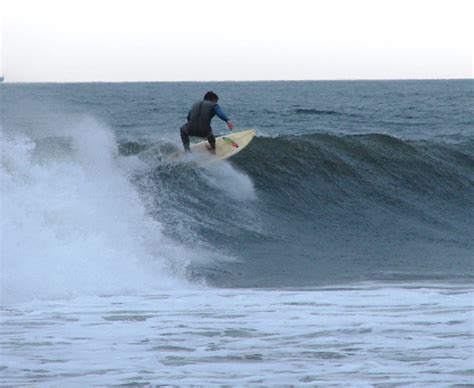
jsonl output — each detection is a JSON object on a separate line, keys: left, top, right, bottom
{"left": 171, "top": 129, "right": 256, "bottom": 162}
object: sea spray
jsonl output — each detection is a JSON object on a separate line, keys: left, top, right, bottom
{"left": 0, "top": 119, "right": 192, "bottom": 303}
{"left": 201, "top": 161, "right": 256, "bottom": 202}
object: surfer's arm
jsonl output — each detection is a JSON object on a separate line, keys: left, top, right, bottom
{"left": 214, "top": 104, "right": 230, "bottom": 123}
{"left": 214, "top": 104, "right": 234, "bottom": 130}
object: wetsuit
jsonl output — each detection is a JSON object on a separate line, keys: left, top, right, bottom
{"left": 180, "top": 100, "right": 230, "bottom": 151}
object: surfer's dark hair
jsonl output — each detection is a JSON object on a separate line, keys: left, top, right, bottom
{"left": 204, "top": 91, "right": 219, "bottom": 101}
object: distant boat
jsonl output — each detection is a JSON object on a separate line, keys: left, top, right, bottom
{"left": 0, "top": 76, "right": 4, "bottom": 83}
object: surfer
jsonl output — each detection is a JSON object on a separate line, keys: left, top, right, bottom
{"left": 180, "top": 91, "right": 234, "bottom": 154}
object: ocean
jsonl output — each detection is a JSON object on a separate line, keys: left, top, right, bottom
{"left": 1, "top": 80, "right": 473, "bottom": 385}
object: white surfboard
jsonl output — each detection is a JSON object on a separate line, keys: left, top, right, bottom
{"left": 171, "top": 129, "right": 256, "bottom": 162}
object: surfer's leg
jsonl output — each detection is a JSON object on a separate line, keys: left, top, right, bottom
{"left": 207, "top": 132, "right": 216, "bottom": 153}
{"left": 180, "top": 125, "right": 191, "bottom": 152}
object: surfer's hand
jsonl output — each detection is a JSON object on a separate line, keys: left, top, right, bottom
{"left": 227, "top": 121, "right": 234, "bottom": 130}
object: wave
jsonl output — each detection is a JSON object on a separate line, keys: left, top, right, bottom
{"left": 130, "top": 132, "right": 474, "bottom": 287}
{"left": 294, "top": 108, "right": 342, "bottom": 115}
{"left": 3, "top": 124, "right": 473, "bottom": 299}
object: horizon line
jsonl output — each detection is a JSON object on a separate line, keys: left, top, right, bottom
{"left": 2, "top": 77, "right": 473, "bottom": 84}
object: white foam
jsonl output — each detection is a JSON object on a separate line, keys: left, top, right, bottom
{"left": 0, "top": 118, "right": 194, "bottom": 303}
{"left": 1, "top": 284, "right": 472, "bottom": 385}
{"left": 202, "top": 161, "right": 256, "bottom": 201}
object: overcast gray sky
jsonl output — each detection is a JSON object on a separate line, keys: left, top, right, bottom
{"left": 1, "top": 0, "right": 473, "bottom": 82}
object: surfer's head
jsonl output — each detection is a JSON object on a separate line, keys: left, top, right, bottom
{"left": 204, "top": 91, "right": 219, "bottom": 103}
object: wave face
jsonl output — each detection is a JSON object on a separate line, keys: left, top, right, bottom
{"left": 126, "top": 133, "right": 474, "bottom": 287}
{"left": 1, "top": 80, "right": 473, "bottom": 297}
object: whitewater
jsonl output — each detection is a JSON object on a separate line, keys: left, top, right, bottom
{"left": 1, "top": 80, "right": 473, "bottom": 385}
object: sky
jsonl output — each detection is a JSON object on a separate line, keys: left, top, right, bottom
{"left": 1, "top": 0, "right": 473, "bottom": 82}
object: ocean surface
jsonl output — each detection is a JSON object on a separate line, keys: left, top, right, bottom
{"left": 1, "top": 80, "right": 473, "bottom": 385}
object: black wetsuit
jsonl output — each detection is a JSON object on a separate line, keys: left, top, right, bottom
{"left": 180, "top": 100, "right": 229, "bottom": 151}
